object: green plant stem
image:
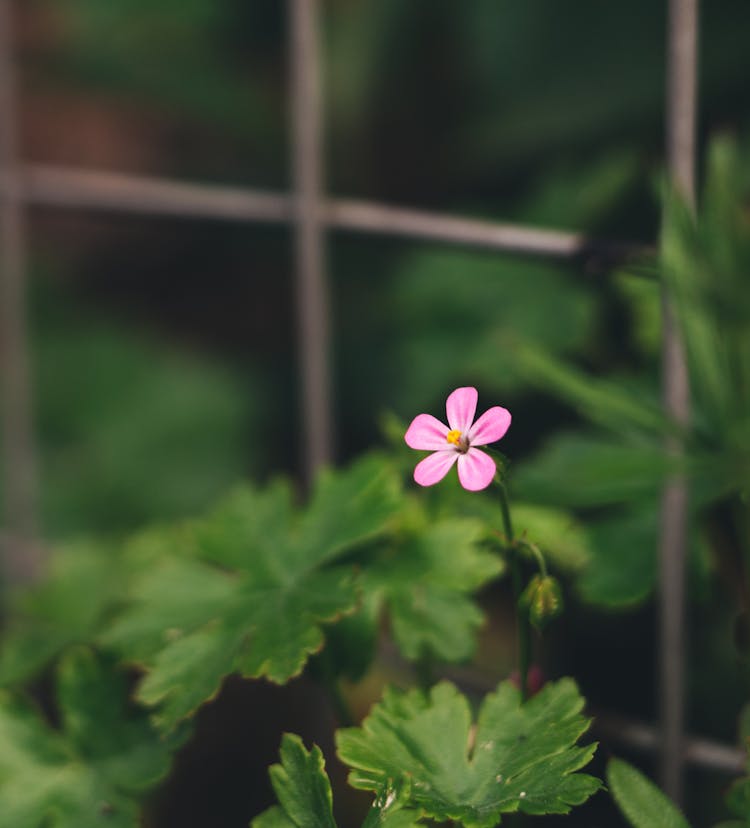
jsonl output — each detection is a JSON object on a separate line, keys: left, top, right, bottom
{"left": 495, "top": 476, "right": 531, "bottom": 702}
{"left": 326, "top": 677, "right": 355, "bottom": 728}
{"left": 522, "top": 539, "right": 549, "bottom": 578}
{"left": 316, "top": 648, "right": 355, "bottom": 727}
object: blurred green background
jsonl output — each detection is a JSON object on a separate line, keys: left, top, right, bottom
{"left": 3, "top": 0, "right": 750, "bottom": 825}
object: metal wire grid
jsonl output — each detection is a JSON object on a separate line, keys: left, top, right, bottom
{"left": 0, "top": 0, "right": 706, "bottom": 803}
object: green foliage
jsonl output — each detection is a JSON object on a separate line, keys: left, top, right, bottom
{"left": 387, "top": 249, "right": 595, "bottom": 413}
{"left": 104, "top": 456, "right": 401, "bottom": 731}
{"left": 607, "top": 758, "right": 690, "bottom": 828}
{"left": 0, "top": 647, "right": 178, "bottom": 828}
{"left": 514, "top": 432, "right": 672, "bottom": 509}
{"left": 0, "top": 541, "right": 123, "bottom": 685}
{"left": 724, "top": 778, "right": 750, "bottom": 825}
{"left": 56, "top": 0, "right": 281, "bottom": 151}
{"left": 337, "top": 678, "right": 601, "bottom": 826}
{"left": 253, "top": 734, "right": 421, "bottom": 828}
{"left": 714, "top": 707, "right": 750, "bottom": 827}
{"left": 514, "top": 135, "right": 750, "bottom": 613}
{"left": 510, "top": 503, "right": 591, "bottom": 572}
{"left": 356, "top": 510, "right": 503, "bottom": 666}
{"left": 31, "top": 297, "right": 254, "bottom": 537}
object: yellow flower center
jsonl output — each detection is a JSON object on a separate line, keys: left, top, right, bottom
{"left": 446, "top": 429, "right": 462, "bottom": 446}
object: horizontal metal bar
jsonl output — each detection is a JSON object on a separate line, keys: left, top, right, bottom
{"left": 14, "top": 164, "right": 293, "bottom": 223}
{"left": 1, "top": 164, "right": 648, "bottom": 262}
{"left": 324, "top": 197, "right": 648, "bottom": 261}
{"left": 594, "top": 712, "right": 744, "bottom": 775}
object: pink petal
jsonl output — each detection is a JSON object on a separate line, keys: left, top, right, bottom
{"left": 457, "top": 448, "right": 496, "bottom": 491}
{"left": 405, "top": 414, "right": 450, "bottom": 450}
{"left": 468, "top": 406, "right": 512, "bottom": 447}
{"left": 414, "top": 450, "right": 458, "bottom": 487}
{"left": 446, "top": 387, "right": 478, "bottom": 433}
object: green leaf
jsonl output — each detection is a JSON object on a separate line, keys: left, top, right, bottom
{"left": 0, "top": 541, "right": 125, "bottom": 686}
{"left": 0, "top": 647, "right": 177, "bottom": 828}
{"left": 365, "top": 516, "right": 503, "bottom": 664}
{"left": 252, "top": 734, "right": 422, "bottom": 828}
{"left": 607, "top": 758, "right": 690, "bottom": 828}
{"left": 337, "top": 678, "right": 601, "bottom": 826}
{"left": 31, "top": 297, "right": 256, "bottom": 537}
{"left": 387, "top": 247, "right": 596, "bottom": 411}
{"left": 576, "top": 510, "right": 659, "bottom": 608}
{"left": 511, "top": 503, "right": 591, "bottom": 572}
{"left": 253, "top": 734, "right": 337, "bottom": 828}
{"left": 514, "top": 432, "right": 671, "bottom": 508}
{"left": 516, "top": 344, "right": 669, "bottom": 436}
{"left": 104, "top": 455, "right": 401, "bottom": 731}
{"left": 726, "top": 777, "right": 750, "bottom": 819}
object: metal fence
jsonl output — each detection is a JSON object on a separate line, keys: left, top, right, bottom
{"left": 0, "top": 0, "right": 727, "bottom": 805}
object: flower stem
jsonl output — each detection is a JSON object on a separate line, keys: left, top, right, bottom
{"left": 495, "top": 476, "right": 531, "bottom": 702}
{"left": 522, "top": 539, "right": 549, "bottom": 578}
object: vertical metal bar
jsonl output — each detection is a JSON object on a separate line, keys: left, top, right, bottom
{"left": 659, "top": 0, "right": 698, "bottom": 803}
{"left": 0, "top": 0, "right": 38, "bottom": 586}
{"left": 290, "top": 0, "right": 333, "bottom": 484}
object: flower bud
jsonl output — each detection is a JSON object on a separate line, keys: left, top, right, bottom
{"left": 520, "top": 575, "right": 563, "bottom": 630}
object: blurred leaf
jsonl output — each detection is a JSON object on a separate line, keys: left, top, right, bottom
{"left": 516, "top": 344, "right": 669, "bottom": 436}
{"left": 607, "top": 758, "right": 690, "bottom": 828}
{"left": 662, "top": 136, "right": 750, "bottom": 450}
{"left": 615, "top": 270, "right": 662, "bottom": 357}
{"left": 514, "top": 148, "right": 641, "bottom": 230}
{"left": 513, "top": 432, "right": 671, "bottom": 508}
{"left": 726, "top": 777, "right": 750, "bottom": 820}
{"left": 337, "top": 679, "right": 601, "bottom": 825}
{"left": 511, "top": 503, "right": 591, "bottom": 572}
{"left": 388, "top": 248, "right": 595, "bottom": 411}
{"left": 31, "top": 305, "right": 254, "bottom": 536}
{"left": 576, "top": 510, "right": 658, "bottom": 608}
{"left": 0, "top": 647, "right": 177, "bottom": 828}
{"left": 104, "top": 455, "right": 401, "bottom": 731}
{"left": 0, "top": 541, "right": 124, "bottom": 685}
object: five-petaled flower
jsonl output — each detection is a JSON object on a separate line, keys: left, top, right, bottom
{"left": 404, "top": 387, "right": 511, "bottom": 491}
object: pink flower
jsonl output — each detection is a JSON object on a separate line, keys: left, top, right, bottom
{"left": 404, "top": 387, "right": 511, "bottom": 491}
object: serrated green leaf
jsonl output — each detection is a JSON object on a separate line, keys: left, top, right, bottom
{"left": 252, "top": 734, "right": 422, "bottom": 828}
{"left": 368, "top": 518, "right": 503, "bottom": 664}
{"left": 0, "top": 648, "right": 176, "bottom": 828}
{"left": 607, "top": 758, "right": 690, "bottom": 828}
{"left": 104, "top": 455, "right": 400, "bottom": 730}
{"left": 259, "top": 734, "right": 337, "bottom": 828}
{"left": 337, "top": 678, "right": 601, "bottom": 826}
